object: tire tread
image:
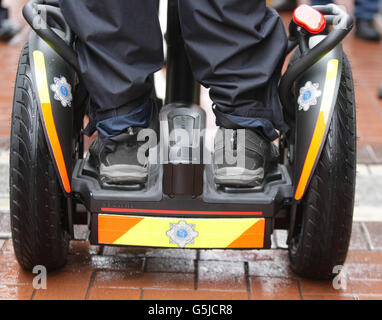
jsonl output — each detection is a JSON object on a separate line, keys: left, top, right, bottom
{"left": 10, "top": 43, "right": 69, "bottom": 272}
{"left": 289, "top": 54, "right": 356, "bottom": 279}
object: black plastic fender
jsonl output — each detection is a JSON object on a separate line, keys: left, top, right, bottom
{"left": 292, "top": 35, "right": 343, "bottom": 201}
{"left": 28, "top": 30, "right": 77, "bottom": 194}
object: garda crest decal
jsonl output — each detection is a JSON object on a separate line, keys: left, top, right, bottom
{"left": 166, "top": 220, "right": 199, "bottom": 248}
{"left": 297, "top": 81, "right": 322, "bottom": 112}
{"left": 50, "top": 76, "right": 72, "bottom": 107}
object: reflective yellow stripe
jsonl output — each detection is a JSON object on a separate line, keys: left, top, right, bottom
{"left": 320, "top": 59, "right": 339, "bottom": 122}
{"left": 98, "top": 214, "right": 265, "bottom": 249}
{"left": 33, "top": 51, "right": 51, "bottom": 104}
{"left": 295, "top": 59, "right": 339, "bottom": 201}
{"left": 33, "top": 50, "right": 71, "bottom": 193}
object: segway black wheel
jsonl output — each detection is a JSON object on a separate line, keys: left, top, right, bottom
{"left": 9, "top": 43, "right": 70, "bottom": 271}
{"left": 288, "top": 54, "right": 356, "bottom": 280}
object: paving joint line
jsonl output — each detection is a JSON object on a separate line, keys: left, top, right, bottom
{"left": 360, "top": 222, "right": 375, "bottom": 250}
{"left": 30, "top": 288, "right": 37, "bottom": 300}
{"left": 366, "top": 145, "right": 379, "bottom": 163}
{"left": 194, "top": 255, "right": 199, "bottom": 291}
{"left": 296, "top": 279, "right": 304, "bottom": 300}
{"left": 84, "top": 271, "right": 96, "bottom": 300}
{"left": 0, "top": 238, "right": 6, "bottom": 254}
{"left": 244, "top": 261, "right": 251, "bottom": 300}
{"left": 142, "top": 256, "right": 148, "bottom": 272}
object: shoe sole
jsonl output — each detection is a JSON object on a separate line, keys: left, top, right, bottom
{"left": 100, "top": 164, "right": 148, "bottom": 184}
{"left": 214, "top": 167, "right": 264, "bottom": 187}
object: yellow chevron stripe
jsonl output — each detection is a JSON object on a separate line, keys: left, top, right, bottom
{"left": 100, "top": 215, "right": 264, "bottom": 248}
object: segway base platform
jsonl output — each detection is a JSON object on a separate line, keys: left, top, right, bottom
{"left": 72, "top": 154, "right": 292, "bottom": 250}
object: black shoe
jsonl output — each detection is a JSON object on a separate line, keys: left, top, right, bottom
{"left": 89, "top": 102, "right": 159, "bottom": 186}
{"left": 355, "top": 19, "right": 380, "bottom": 41}
{"left": 272, "top": 0, "right": 297, "bottom": 12}
{"left": 213, "top": 128, "right": 279, "bottom": 187}
{"left": 89, "top": 128, "right": 150, "bottom": 185}
{"left": 0, "top": 20, "right": 21, "bottom": 42}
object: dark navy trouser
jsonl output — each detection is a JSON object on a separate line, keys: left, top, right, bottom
{"left": 59, "top": 0, "right": 288, "bottom": 141}
{"left": 311, "top": 0, "right": 379, "bottom": 19}
{"left": 0, "top": 0, "right": 8, "bottom": 26}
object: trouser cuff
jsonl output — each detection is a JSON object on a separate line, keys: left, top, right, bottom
{"left": 83, "top": 99, "right": 154, "bottom": 140}
{"left": 213, "top": 107, "right": 285, "bottom": 141}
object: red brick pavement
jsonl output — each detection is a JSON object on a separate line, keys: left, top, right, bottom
{"left": 0, "top": 222, "right": 381, "bottom": 300}
{"left": 0, "top": 0, "right": 382, "bottom": 301}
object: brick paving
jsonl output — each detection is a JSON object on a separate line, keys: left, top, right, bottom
{"left": 0, "top": 222, "right": 381, "bottom": 300}
{"left": 0, "top": 0, "right": 382, "bottom": 300}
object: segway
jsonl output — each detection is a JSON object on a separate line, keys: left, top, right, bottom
{"left": 10, "top": 0, "right": 356, "bottom": 280}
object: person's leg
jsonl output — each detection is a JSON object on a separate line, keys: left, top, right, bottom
{"left": 60, "top": 0, "right": 163, "bottom": 130}
{"left": 355, "top": 0, "right": 379, "bottom": 19}
{"left": 179, "top": 0, "right": 288, "bottom": 141}
{"left": 0, "top": 0, "right": 21, "bottom": 42}
{"left": 311, "top": 0, "right": 333, "bottom": 5}
{"left": 59, "top": 0, "right": 163, "bottom": 184}
{"left": 179, "top": 0, "right": 287, "bottom": 186}
{"left": 354, "top": 0, "right": 380, "bottom": 40}
{"left": 0, "top": 0, "right": 7, "bottom": 24}
{"left": 272, "top": 0, "right": 298, "bottom": 13}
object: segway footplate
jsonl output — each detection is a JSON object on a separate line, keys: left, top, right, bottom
{"left": 72, "top": 103, "right": 293, "bottom": 250}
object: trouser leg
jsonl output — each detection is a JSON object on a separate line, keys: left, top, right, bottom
{"left": 0, "top": 0, "right": 8, "bottom": 25}
{"left": 178, "top": 0, "right": 288, "bottom": 140}
{"left": 311, "top": 0, "right": 379, "bottom": 19}
{"left": 354, "top": 0, "right": 379, "bottom": 19}
{"left": 59, "top": 0, "right": 163, "bottom": 139}
{"left": 311, "top": 0, "right": 333, "bottom": 5}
